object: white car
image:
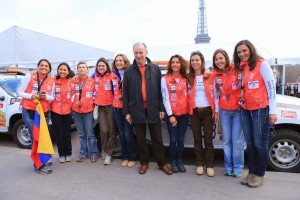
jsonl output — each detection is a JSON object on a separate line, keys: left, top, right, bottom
{"left": 0, "top": 70, "right": 31, "bottom": 148}
{"left": 147, "top": 94, "right": 300, "bottom": 173}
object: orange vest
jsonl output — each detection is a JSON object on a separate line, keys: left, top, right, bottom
{"left": 51, "top": 78, "right": 72, "bottom": 115}
{"left": 94, "top": 73, "right": 114, "bottom": 106}
{"left": 23, "top": 72, "right": 54, "bottom": 112}
{"left": 111, "top": 73, "right": 122, "bottom": 108}
{"left": 213, "top": 68, "right": 241, "bottom": 110}
{"left": 241, "top": 59, "right": 268, "bottom": 110}
{"left": 188, "top": 75, "right": 215, "bottom": 115}
{"left": 72, "top": 76, "right": 95, "bottom": 113}
{"left": 164, "top": 74, "right": 188, "bottom": 116}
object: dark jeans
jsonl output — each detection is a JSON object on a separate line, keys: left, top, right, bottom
{"left": 190, "top": 107, "right": 214, "bottom": 168}
{"left": 241, "top": 107, "right": 270, "bottom": 176}
{"left": 134, "top": 122, "right": 166, "bottom": 167}
{"left": 166, "top": 114, "right": 189, "bottom": 161}
{"left": 51, "top": 111, "right": 72, "bottom": 157}
{"left": 113, "top": 108, "right": 137, "bottom": 161}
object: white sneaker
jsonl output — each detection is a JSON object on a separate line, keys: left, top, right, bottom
{"left": 207, "top": 168, "right": 215, "bottom": 177}
{"left": 196, "top": 166, "right": 204, "bottom": 175}
{"left": 58, "top": 156, "right": 66, "bottom": 163}
{"left": 104, "top": 155, "right": 112, "bottom": 165}
{"left": 65, "top": 156, "right": 72, "bottom": 162}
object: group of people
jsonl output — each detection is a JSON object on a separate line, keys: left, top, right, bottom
{"left": 17, "top": 39, "right": 277, "bottom": 188}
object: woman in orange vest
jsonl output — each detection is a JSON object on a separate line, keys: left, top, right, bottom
{"left": 111, "top": 54, "right": 138, "bottom": 167}
{"left": 72, "top": 62, "right": 99, "bottom": 163}
{"left": 50, "top": 63, "right": 73, "bottom": 163}
{"left": 161, "top": 54, "right": 189, "bottom": 173}
{"left": 187, "top": 51, "right": 217, "bottom": 177}
{"left": 212, "top": 49, "right": 244, "bottom": 177}
{"left": 94, "top": 58, "right": 116, "bottom": 165}
{"left": 233, "top": 40, "right": 277, "bottom": 188}
{"left": 17, "top": 59, "right": 55, "bottom": 174}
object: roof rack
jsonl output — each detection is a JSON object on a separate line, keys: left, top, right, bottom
{"left": 0, "top": 69, "right": 26, "bottom": 76}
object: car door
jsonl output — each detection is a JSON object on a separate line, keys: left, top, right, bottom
{"left": 0, "top": 86, "right": 9, "bottom": 132}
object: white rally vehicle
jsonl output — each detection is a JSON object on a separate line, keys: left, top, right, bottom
{"left": 0, "top": 70, "right": 31, "bottom": 148}
{"left": 147, "top": 94, "right": 300, "bottom": 173}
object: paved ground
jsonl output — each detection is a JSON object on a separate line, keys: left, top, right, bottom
{"left": 0, "top": 135, "right": 300, "bottom": 200}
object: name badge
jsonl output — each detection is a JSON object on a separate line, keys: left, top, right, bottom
{"left": 104, "top": 84, "right": 111, "bottom": 90}
{"left": 86, "top": 92, "right": 93, "bottom": 97}
{"left": 232, "top": 82, "right": 239, "bottom": 90}
{"left": 248, "top": 81, "right": 259, "bottom": 89}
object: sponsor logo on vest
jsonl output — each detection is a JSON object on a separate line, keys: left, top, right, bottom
{"left": 281, "top": 110, "right": 297, "bottom": 119}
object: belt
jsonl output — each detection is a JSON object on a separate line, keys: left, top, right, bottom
{"left": 194, "top": 106, "right": 211, "bottom": 113}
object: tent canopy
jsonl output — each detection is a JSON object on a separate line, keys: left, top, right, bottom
{"left": 0, "top": 26, "right": 114, "bottom": 67}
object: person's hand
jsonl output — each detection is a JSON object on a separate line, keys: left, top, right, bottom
{"left": 213, "top": 112, "right": 219, "bottom": 124}
{"left": 204, "top": 68, "right": 211, "bottom": 78}
{"left": 31, "top": 94, "right": 39, "bottom": 100}
{"left": 126, "top": 114, "right": 132, "bottom": 125}
{"left": 269, "top": 114, "right": 277, "bottom": 124}
{"left": 159, "top": 112, "right": 165, "bottom": 120}
{"left": 169, "top": 116, "right": 177, "bottom": 127}
{"left": 71, "top": 75, "right": 78, "bottom": 83}
{"left": 39, "top": 93, "right": 47, "bottom": 100}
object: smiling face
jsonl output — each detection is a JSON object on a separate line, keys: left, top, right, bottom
{"left": 114, "top": 56, "right": 125, "bottom": 70}
{"left": 97, "top": 61, "right": 107, "bottom": 74}
{"left": 58, "top": 64, "right": 70, "bottom": 79}
{"left": 190, "top": 54, "right": 202, "bottom": 74}
{"left": 37, "top": 60, "right": 51, "bottom": 76}
{"left": 237, "top": 44, "right": 251, "bottom": 62}
{"left": 171, "top": 57, "right": 181, "bottom": 73}
{"left": 133, "top": 44, "right": 148, "bottom": 66}
{"left": 214, "top": 52, "right": 227, "bottom": 71}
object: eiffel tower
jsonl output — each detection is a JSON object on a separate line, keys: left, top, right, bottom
{"left": 194, "top": 0, "right": 211, "bottom": 44}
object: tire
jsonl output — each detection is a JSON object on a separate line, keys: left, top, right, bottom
{"left": 12, "top": 119, "right": 32, "bottom": 149}
{"left": 268, "top": 129, "right": 300, "bottom": 172}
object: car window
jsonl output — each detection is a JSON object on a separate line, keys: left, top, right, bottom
{"left": 0, "top": 79, "right": 21, "bottom": 97}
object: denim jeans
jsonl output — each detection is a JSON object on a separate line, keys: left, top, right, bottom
{"left": 22, "top": 109, "right": 34, "bottom": 147}
{"left": 72, "top": 111, "right": 99, "bottom": 157}
{"left": 219, "top": 108, "right": 244, "bottom": 173}
{"left": 241, "top": 106, "right": 270, "bottom": 177}
{"left": 113, "top": 108, "right": 137, "bottom": 161}
{"left": 166, "top": 114, "right": 189, "bottom": 162}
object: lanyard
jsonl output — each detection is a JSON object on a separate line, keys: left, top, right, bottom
{"left": 37, "top": 72, "right": 48, "bottom": 92}
{"left": 78, "top": 77, "right": 87, "bottom": 101}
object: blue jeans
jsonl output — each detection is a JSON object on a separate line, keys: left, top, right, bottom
{"left": 22, "top": 109, "right": 34, "bottom": 147}
{"left": 219, "top": 108, "right": 244, "bottom": 172}
{"left": 241, "top": 107, "right": 270, "bottom": 177}
{"left": 113, "top": 108, "right": 137, "bottom": 161}
{"left": 72, "top": 111, "right": 99, "bottom": 157}
{"left": 166, "top": 114, "right": 189, "bottom": 161}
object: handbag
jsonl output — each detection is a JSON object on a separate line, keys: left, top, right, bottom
{"left": 93, "top": 105, "right": 99, "bottom": 120}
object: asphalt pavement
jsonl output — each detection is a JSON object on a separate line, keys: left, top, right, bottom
{"left": 0, "top": 133, "right": 300, "bottom": 200}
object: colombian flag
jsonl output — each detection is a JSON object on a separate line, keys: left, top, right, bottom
{"left": 31, "top": 99, "right": 55, "bottom": 170}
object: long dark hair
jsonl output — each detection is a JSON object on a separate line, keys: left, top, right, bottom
{"left": 212, "top": 49, "right": 230, "bottom": 71}
{"left": 187, "top": 51, "right": 205, "bottom": 86}
{"left": 166, "top": 54, "right": 187, "bottom": 78}
{"left": 233, "top": 40, "right": 262, "bottom": 71}
{"left": 55, "top": 62, "right": 71, "bottom": 79}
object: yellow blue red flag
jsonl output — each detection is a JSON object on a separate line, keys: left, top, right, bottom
{"left": 31, "top": 99, "right": 54, "bottom": 170}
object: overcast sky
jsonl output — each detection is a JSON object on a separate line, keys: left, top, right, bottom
{"left": 0, "top": 0, "right": 299, "bottom": 61}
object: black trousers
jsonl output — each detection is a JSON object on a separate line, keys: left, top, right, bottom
{"left": 51, "top": 111, "right": 72, "bottom": 157}
{"left": 134, "top": 122, "right": 166, "bottom": 167}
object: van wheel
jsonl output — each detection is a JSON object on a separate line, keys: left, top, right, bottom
{"left": 12, "top": 119, "right": 31, "bottom": 149}
{"left": 268, "top": 129, "right": 300, "bottom": 172}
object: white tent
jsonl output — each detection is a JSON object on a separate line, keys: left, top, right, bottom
{"left": 0, "top": 26, "right": 114, "bottom": 68}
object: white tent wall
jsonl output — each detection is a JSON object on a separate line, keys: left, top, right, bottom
{"left": 0, "top": 26, "right": 115, "bottom": 75}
